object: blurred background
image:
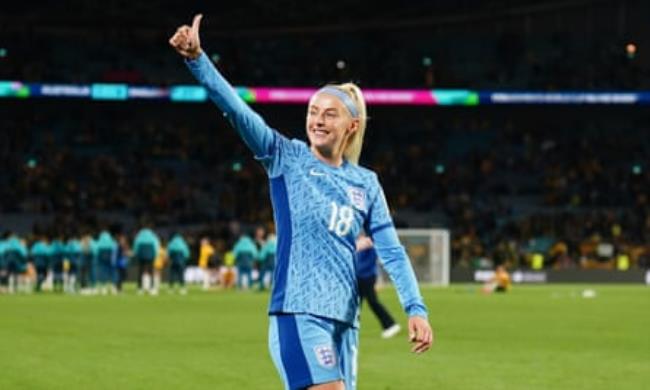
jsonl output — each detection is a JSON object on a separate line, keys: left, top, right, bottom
{"left": 1, "top": 0, "right": 649, "bottom": 277}
{"left": 1, "top": 2, "right": 650, "bottom": 390}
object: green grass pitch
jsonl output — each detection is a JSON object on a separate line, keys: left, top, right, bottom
{"left": 1, "top": 284, "right": 648, "bottom": 389}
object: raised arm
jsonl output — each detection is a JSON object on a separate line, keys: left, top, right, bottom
{"left": 169, "top": 14, "right": 275, "bottom": 158}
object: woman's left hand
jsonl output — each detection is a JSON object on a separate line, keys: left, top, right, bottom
{"left": 408, "top": 316, "right": 434, "bottom": 354}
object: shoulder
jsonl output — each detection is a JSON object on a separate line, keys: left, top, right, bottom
{"left": 347, "top": 163, "right": 381, "bottom": 188}
{"left": 287, "top": 138, "right": 310, "bottom": 157}
{"left": 290, "top": 138, "right": 308, "bottom": 149}
{"left": 353, "top": 163, "right": 377, "bottom": 178}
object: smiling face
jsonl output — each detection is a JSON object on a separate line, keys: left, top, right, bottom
{"left": 306, "top": 91, "right": 359, "bottom": 166}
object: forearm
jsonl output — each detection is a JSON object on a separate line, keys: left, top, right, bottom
{"left": 372, "top": 227, "right": 428, "bottom": 318}
{"left": 184, "top": 53, "right": 274, "bottom": 156}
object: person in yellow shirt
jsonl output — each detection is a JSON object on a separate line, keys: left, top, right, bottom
{"left": 152, "top": 243, "right": 167, "bottom": 295}
{"left": 198, "top": 238, "right": 214, "bottom": 290}
{"left": 221, "top": 250, "right": 236, "bottom": 289}
{"left": 482, "top": 265, "right": 512, "bottom": 294}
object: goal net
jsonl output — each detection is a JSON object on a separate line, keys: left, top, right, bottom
{"left": 378, "top": 229, "right": 450, "bottom": 287}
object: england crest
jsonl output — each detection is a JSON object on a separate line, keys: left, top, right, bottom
{"left": 314, "top": 344, "right": 336, "bottom": 368}
{"left": 347, "top": 187, "right": 366, "bottom": 211}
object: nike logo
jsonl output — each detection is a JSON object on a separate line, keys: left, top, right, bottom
{"left": 309, "top": 168, "right": 326, "bottom": 176}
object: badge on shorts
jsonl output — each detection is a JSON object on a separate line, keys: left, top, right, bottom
{"left": 314, "top": 344, "right": 336, "bottom": 368}
{"left": 347, "top": 187, "right": 366, "bottom": 212}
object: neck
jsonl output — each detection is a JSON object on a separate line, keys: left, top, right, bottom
{"left": 310, "top": 145, "right": 344, "bottom": 167}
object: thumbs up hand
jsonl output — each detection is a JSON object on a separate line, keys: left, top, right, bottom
{"left": 169, "top": 14, "right": 203, "bottom": 60}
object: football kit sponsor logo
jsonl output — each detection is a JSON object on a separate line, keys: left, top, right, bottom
{"left": 309, "top": 168, "right": 326, "bottom": 176}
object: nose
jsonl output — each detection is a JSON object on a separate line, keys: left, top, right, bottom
{"left": 315, "top": 113, "right": 325, "bottom": 127}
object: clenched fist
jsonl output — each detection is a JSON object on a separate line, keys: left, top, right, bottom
{"left": 169, "top": 14, "right": 203, "bottom": 60}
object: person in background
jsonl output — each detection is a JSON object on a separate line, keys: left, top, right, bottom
{"left": 198, "top": 237, "right": 214, "bottom": 290}
{"left": 167, "top": 233, "right": 190, "bottom": 294}
{"left": 80, "top": 233, "right": 97, "bottom": 294}
{"left": 4, "top": 233, "right": 29, "bottom": 294}
{"left": 31, "top": 235, "right": 51, "bottom": 292}
{"left": 253, "top": 225, "right": 266, "bottom": 286}
{"left": 132, "top": 226, "right": 161, "bottom": 295}
{"left": 233, "top": 232, "right": 257, "bottom": 290}
{"left": 115, "top": 234, "right": 131, "bottom": 293}
{"left": 211, "top": 239, "right": 225, "bottom": 287}
{"left": 257, "top": 232, "right": 276, "bottom": 291}
{"left": 482, "top": 265, "right": 512, "bottom": 294}
{"left": 65, "top": 235, "right": 82, "bottom": 294}
{"left": 356, "top": 234, "right": 401, "bottom": 339}
{"left": 152, "top": 240, "right": 167, "bottom": 296}
{"left": 95, "top": 230, "right": 118, "bottom": 295}
{"left": 0, "top": 236, "right": 6, "bottom": 293}
{"left": 221, "top": 248, "right": 236, "bottom": 289}
{"left": 49, "top": 235, "right": 66, "bottom": 293}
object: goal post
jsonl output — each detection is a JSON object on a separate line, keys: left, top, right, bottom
{"left": 378, "top": 228, "right": 450, "bottom": 287}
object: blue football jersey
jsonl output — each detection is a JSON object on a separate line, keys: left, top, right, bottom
{"left": 186, "top": 53, "right": 428, "bottom": 325}
{"left": 259, "top": 134, "right": 392, "bottom": 323}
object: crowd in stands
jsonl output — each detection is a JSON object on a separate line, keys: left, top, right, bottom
{"left": 2, "top": 101, "right": 648, "bottom": 271}
{"left": 3, "top": 28, "right": 645, "bottom": 91}
{"left": 1, "top": 1, "right": 648, "bottom": 90}
{"left": 1, "top": 1, "right": 648, "bottom": 272}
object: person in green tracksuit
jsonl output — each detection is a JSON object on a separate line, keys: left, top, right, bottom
{"left": 65, "top": 237, "right": 83, "bottom": 293}
{"left": 30, "top": 237, "right": 51, "bottom": 292}
{"left": 0, "top": 237, "right": 7, "bottom": 292}
{"left": 49, "top": 236, "right": 67, "bottom": 293}
{"left": 167, "top": 233, "right": 190, "bottom": 294}
{"left": 95, "top": 231, "right": 118, "bottom": 295}
{"left": 233, "top": 233, "right": 258, "bottom": 290}
{"left": 132, "top": 227, "right": 160, "bottom": 294}
{"left": 257, "top": 234, "right": 277, "bottom": 291}
{"left": 80, "top": 234, "right": 97, "bottom": 292}
{"left": 4, "top": 234, "right": 29, "bottom": 293}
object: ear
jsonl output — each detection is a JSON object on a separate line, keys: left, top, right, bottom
{"left": 347, "top": 118, "right": 360, "bottom": 135}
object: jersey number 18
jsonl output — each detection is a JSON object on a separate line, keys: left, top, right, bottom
{"left": 328, "top": 202, "right": 353, "bottom": 236}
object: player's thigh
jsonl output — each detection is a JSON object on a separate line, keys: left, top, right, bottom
{"left": 337, "top": 324, "right": 359, "bottom": 390}
{"left": 308, "top": 380, "right": 345, "bottom": 390}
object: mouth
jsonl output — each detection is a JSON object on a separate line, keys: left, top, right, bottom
{"left": 311, "top": 127, "right": 330, "bottom": 138}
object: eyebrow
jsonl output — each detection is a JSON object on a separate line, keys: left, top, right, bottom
{"left": 308, "top": 105, "right": 339, "bottom": 113}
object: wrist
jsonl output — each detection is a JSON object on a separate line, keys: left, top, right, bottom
{"left": 187, "top": 48, "right": 203, "bottom": 61}
{"left": 406, "top": 303, "right": 428, "bottom": 319}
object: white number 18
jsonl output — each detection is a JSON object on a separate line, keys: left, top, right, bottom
{"left": 328, "top": 202, "right": 354, "bottom": 236}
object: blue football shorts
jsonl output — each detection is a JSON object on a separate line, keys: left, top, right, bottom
{"left": 269, "top": 313, "right": 358, "bottom": 390}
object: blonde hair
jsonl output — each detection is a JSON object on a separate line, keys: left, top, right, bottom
{"left": 326, "top": 83, "right": 367, "bottom": 165}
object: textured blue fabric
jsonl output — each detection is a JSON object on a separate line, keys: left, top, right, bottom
{"left": 186, "top": 53, "right": 428, "bottom": 324}
{"left": 269, "top": 176, "right": 292, "bottom": 311}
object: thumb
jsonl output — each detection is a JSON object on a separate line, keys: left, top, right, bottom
{"left": 192, "top": 14, "right": 203, "bottom": 34}
{"left": 409, "top": 319, "right": 418, "bottom": 341}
